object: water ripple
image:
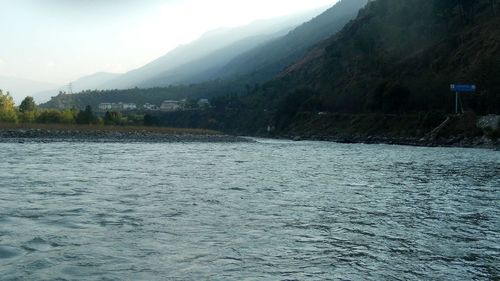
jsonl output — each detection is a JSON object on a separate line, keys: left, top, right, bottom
{"left": 0, "top": 141, "right": 498, "bottom": 280}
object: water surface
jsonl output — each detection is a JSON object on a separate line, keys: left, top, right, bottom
{"left": 0, "top": 140, "right": 499, "bottom": 280}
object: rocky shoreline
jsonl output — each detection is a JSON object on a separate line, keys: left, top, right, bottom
{"left": 287, "top": 134, "right": 500, "bottom": 149}
{"left": 0, "top": 128, "right": 250, "bottom": 143}
{"left": 274, "top": 114, "right": 500, "bottom": 150}
{"left": 1, "top": 128, "right": 498, "bottom": 149}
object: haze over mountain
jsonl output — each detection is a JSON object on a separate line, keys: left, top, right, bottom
{"left": 99, "top": 9, "right": 326, "bottom": 90}
{"left": 42, "top": 0, "right": 368, "bottom": 109}
{"left": 1, "top": 0, "right": 339, "bottom": 84}
{"left": 209, "top": 0, "right": 369, "bottom": 84}
{"left": 42, "top": 0, "right": 370, "bottom": 108}
{"left": 34, "top": 72, "right": 121, "bottom": 103}
{"left": 140, "top": 0, "right": 368, "bottom": 88}
{"left": 9, "top": 7, "right": 328, "bottom": 102}
{"left": 0, "top": 76, "right": 56, "bottom": 104}
{"left": 135, "top": 30, "right": 288, "bottom": 88}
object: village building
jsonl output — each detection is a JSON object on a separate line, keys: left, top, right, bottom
{"left": 122, "top": 103, "right": 137, "bottom": 110}
{"left": 160, "top": 100, "right": 181, "bottom": 112}
{"left": 143, "top": 103, "right": 159, "bottom": 111}
{"left": 198, "top": 99, "right": 210, "bottom": 108}
{"left": 98, "top": 102, "right": 137, "bottom": 111}
{"left": 98, "top": 103, "right": 113, "bottom": 111}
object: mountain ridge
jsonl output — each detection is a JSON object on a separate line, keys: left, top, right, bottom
{"left": 99, "top": 8, "right": 326, "bottom": 90}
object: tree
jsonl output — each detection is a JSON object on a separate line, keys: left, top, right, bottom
{"left": 76, "top": 105, "right": 95, "bottom": 124}
{"left": 19, "top": 96, "right": 37, "bottom": 113}
{"left": 367, "top": 82, "right": 410, "bottom": 113}
{"left": 104, "top": 111, "right": 123, "bottom": 125}
{"left": 492, "top": 0, "right": 498, "bottom": 16}
{"left": 143, "top": 114, "right": 159, "bottom": 126}
{"left": 0, "top": 89, "right": 17, "bottom": 122}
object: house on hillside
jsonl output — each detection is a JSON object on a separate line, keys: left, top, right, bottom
{"left": 98, "top": 102, "right": 137, "bottom": 111}
{"left": 198, "top": 99, "right": 210, "bottom": 108}
{"left": 98, "top": 103, "right": 112, "bottom": 111}
{"left": 143, "top": 103, "right": 159, "bottom": 111}
{"left": 160, "top": 100, "right": 181, "bottom": 112}
{"left": 122, "top": 103, "right": 137, "bottom": 110}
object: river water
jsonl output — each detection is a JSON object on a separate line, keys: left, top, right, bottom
{"left": 0, "top": 139, "right": 498, "bottom": 280}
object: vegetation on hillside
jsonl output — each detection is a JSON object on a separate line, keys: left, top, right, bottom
{"left": 278, "top": 0, "right": 500, "bottom": 115}
{"left": 204, "top": 0, "right": 500, "bottom": 135}
{"left": 0, "top": 90, "right": 146, "bottom": 126}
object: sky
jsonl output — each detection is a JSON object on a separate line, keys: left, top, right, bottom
{"left": 0, "top": 0, "right": 337, "bottom": 85}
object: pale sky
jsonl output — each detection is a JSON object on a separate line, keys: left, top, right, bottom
{"left": 0, "top": 0, "right": 337, "bottom": 85}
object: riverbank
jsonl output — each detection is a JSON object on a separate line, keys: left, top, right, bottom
{"left": 274, "top": 113, "right": 500, "bottom": 149}
{"left": 0, "top": 124, "right": 248, "bottom": 143}
{"left": 286, "top": 134, "right": 499, "bottom": 149}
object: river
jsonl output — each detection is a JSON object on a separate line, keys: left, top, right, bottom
{"left": 0, "top": 139, "right": 498, "bottom": 280}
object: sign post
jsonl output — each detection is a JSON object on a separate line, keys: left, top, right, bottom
{"left": 450, "top": 84, "right": 476, "bottom": 114}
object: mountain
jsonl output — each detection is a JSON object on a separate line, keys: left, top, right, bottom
{"left": 100, "top": 9, "right": 325, "bottom": 90}
{"left": 69, "top": 72, "right": 121, "bottom": 92}
{"left": 163, "top": 0, "right": 498, "bottom": 135}
{"left": 0, "top": 76, "right": 56, "bottom": 104}
{"left": 210, "top": 0, "right": 369, "bottom": 84}
{"left": 139, "top": 30, "right": 288, "bottom": 87}
{"left": 141, "top": 0, "right": 368, "bottom": 88}
{"left": 34, "top": 72, "right": 120, "bottom": 104}
{"left": 277, "top": 0, "right": 500, "bottom": 115}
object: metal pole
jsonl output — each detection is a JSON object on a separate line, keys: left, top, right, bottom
{"left": 455, "top": 92, "right": 459, "bottom": 114}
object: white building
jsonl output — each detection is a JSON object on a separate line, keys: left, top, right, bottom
{"left": 122, "top": 103, "right": 137, "bottom": 110}
{"left": 161, "top": 100, "right": 181, "bottom": 112}
{"left": 113, "top": 103, "right": 125, "bottom": 110}
{"left": 198, "top": 98, "right": 210, "bottom": 108}
{"left": 98, "top": 103, "right": 113, "bottom": 111}
{"left": 98, "top": 102, "right": 137, "bottom": 111}
{"left": 143, "top": 103, "right": 159, "bottom": 111}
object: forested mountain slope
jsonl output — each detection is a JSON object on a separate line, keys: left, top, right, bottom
{"left": 278, "top": 0, "right": 500, "bottom": 114}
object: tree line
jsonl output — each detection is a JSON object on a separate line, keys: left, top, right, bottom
{"left": 0, "top": 90, "right": 144, "bottom": 126}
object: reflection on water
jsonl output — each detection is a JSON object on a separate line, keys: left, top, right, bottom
{"left": 0, "top": 140, "right": 499, "bottom": 280}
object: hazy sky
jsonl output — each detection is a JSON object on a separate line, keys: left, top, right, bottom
{"left": 0, "top": 0, "right": 337, "bottom": 84}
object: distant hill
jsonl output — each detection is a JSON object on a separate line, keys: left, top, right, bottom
{"left": 100, "top": 9, "right": 324, "bottom": 90}
{"left": 0, "top": 76, "right": 56, "bottom": 104}
{"left": 34, "top": 72, "right": 120, "bottom": 104}
{"left": 139, "top": 0, "right": 368, "bottom": 87}
{"left": 139, "top": 31, "right": 288, "bottom": 87}
{"left": 40, "top": 80, "right": 244, "bottom": 109}
{"left": 69, "top": 72, "right": 121, "bottom": 92}
{"left": 211, "top": 0, "right": 368, "bottom": 84}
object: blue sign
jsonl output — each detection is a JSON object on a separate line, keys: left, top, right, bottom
{"left": 451, "top": 84, "right": 476, "bottom": 93}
